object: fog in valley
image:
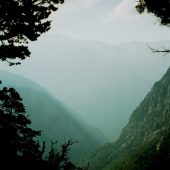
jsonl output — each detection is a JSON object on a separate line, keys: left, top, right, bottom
{"left": 2, "top": 1, "right": 170, "bottom": 170}
{"left": 1, "top": 0, "right": 170, "bottom": 141}
{"left": 1, "top": 36, "right": 170, "bottom": 140}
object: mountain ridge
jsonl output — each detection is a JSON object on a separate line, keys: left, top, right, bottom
{"left": 1, "top": 35, "right": 170, "bottom": 140}
{"left": 89, "top": 66, "right": 170, "bottom": 169}
{"left": 0, "top": 69, "right": 105, "bottom": 161}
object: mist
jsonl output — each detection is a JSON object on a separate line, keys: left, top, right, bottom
{"left": 1, "top": 35, "right": 170, "bottom": 140}
{"left": 2, "top": 1, "right": 170, "bottom": 169}
{"left": 1, "top": 0, "right": 170, "bottom": 140}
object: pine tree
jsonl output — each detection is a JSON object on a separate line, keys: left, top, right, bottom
{"left": 0, "top": 0, "right": 64, "bottom": 65}
{"left": 0, "top": 87, "right": 41, "bottom": 169}
{"left": 0, "top": 87, "right": 88, "bottom": 170}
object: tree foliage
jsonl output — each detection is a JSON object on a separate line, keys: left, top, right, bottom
{"left": 108, "top": 130, "right": 170, "bottom": 170}
{"left": 136, "top": 0, "right": 170, "bottom": 26}
{"left": 0, "top": 87, "right": 42, "bottom": 169}
{"left": 0, "top": 1, "right": 89, "bottom": 169}
{"left": 0, "top": 87, "right": 88, "bottom": 170}
{"left": 136, "top": 0, "right": 170, "bottom": 54}
{"left": 0, "top": 0, "right": 64, "bottom": 65}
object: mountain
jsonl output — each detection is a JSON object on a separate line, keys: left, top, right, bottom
{"left": 1, "top": 35, "right": 170, "bottom": 140}
{"left": 0, "top": 69, "right": 105, "bottom": 161}
{"left": 88, "top": 67, "right": 170, "bottom": 170}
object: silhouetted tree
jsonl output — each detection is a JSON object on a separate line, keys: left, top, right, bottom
{"left": 0, "top": 87, "right": 42, "bottom": 169}
{"left": 136, "top": 0, "right": 170, "bottom": 26}
{"left": 136, "top": 0, "right": 170, "bottom": 54}
{"left": 0, "top": 0, "right": 64, "bottom": 65}
{"left": 0, "top": 87, "right": 88, "bottom": 169}
{"left": 0, "top": 1, "right": 88, "bottom": 169}
{"left": 47, "top": 140, "right": 89, "bottom": 170}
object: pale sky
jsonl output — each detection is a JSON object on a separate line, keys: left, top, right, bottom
{"left": 50, "top": 0, "right": 170, "bottom": 44}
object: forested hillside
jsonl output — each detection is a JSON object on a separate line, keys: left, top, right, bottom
{"left": 0, "top": 69, "right": 105, "bottom": 161}
{"left": 1, "top": 0, "right": 170, "bottom": 169}
{"left": 89, "top": 67, "right": 170, "bottom": 170}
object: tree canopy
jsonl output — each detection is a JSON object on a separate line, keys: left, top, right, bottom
{"left": 0, "top": 87, "right": 88, "bottom": 170}
{"left": 0, "top": 87, "right": 42, "bottom": 169}
{"left": 0, "top": 1, "right": 89, "bottom": 169}
{"left": 0, "top": 0, "right": 64, "bottom": 65}
{"left": 136, "top": 0, "right": 170, "bottom": 26}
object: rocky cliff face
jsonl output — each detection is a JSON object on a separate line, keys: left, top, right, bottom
{"left": 89, "top": 67, "right": 170, "bottom": 170}
{"left": 118, "top": 67, "right": 170, "bottom": 150}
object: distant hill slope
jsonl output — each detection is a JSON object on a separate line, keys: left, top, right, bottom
{"left": 0, "top": 69, "right": 105, "bottom": 161}
{"left": 89, "top": 67, "right": 170, "bottom": 170}
{"left": 2, "top": 36, "right": 170, "bottom": 140}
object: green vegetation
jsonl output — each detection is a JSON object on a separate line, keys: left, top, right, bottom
{"left": 0, "top": 87, "right": 88, "bottom": 170}
{"left": 1, "top": 0, "right": 170, "bottom": 170}
{"left": 0, "top": 0, "right": 64, "bottom": 65}
{"left": 109, "top": 129, "right": 170, "bottom": 170}
{"left": 88, "top": 67, "right": 170, "bottom": 170}
{"left": 0, "top": 0, "right": 89, "bottom": 169}
{"left": 0, "top": 69, "right": 105, "bottom": 160}
{"left": 88, "top": 1, "right": 170, "bottom": 165}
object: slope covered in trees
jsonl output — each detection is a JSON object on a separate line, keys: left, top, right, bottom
{"left": 0, "top": 86, "right": 89, "bottom": 170}
{"left": 0, "top": 0, "right": 90, "bottom": 169}
{"left": 3, "top": 36, "right": 170, "bottom": 140}
{"left": 0, "top": 69, "right": 105, "bottom": 161}
{"left": 88, "top": 67, "right": 170, "bottom": 170}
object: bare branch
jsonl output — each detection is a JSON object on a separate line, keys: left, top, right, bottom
{"left": 4, "top": 59, "right": 21, "bottom": 66}
{"left": 147, "top": 44, "right": 170, "bottom": 56}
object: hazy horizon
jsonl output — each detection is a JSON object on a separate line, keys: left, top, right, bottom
{"left": 1, "top": 0, "right": 170, "bottom": 140}
{"left": 1, "top": 35, "right": 170, "bottom": 140}
{"left": 50, "top": 0, "right": 170, "bottom": 44}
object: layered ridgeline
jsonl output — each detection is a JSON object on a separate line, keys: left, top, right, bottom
{"left": 89, "top": 67, "right": 170, "bottom": 170}
{"left": 0, "top": 69, "right": 105, "bottom": 161}
{"left": 1, "top": 35, "right": 170, "bottom": 140}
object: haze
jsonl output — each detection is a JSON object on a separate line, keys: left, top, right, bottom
{"left": 1, "top": 0, "right": 170, "bottom": 140}
{"left": 51, "top": 0, "right": 170, "bottom": 44}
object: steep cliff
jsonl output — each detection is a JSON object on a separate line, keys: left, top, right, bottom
{"left": 89, "top": 67, "right": 170, "bottom": 170}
